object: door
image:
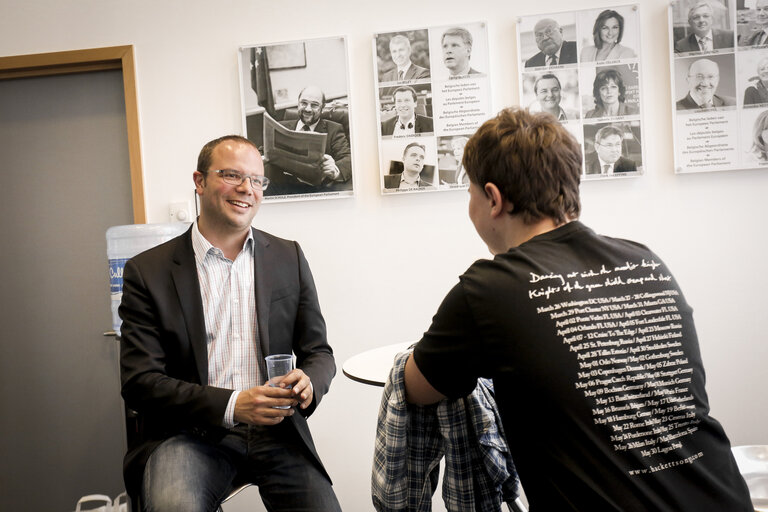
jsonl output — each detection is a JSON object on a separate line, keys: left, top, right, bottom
{"left": 0, "top": 69, "right": 134, "bottom": 510}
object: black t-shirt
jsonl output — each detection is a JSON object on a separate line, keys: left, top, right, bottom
{"left": 414, "top": 221, "right": 751, "bottom": 511}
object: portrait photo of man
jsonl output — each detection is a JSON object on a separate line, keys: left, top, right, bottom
{"left": 441, "top": 27, "right": 482, "bottom": 78}
{"left": 525, "top": 18, "right": 578, "bottom": 68}
{"left": 526, "top": 72, "right": 579, "bottom": 121}
{"left": 676, "top": 57, "right": 736, "bottom": 110}
{"left": 585, "top": 124, "right": 638, "bottom": 175}
{"left": 379, "top": 34, "right": 430, "bottom": 83}
{"left": 740, "top": 0, "right": 768, "bottom": 46}
{"left": 265, "top": 85, "right": 352, "bottom": 195}
{"left": 674, "top": 1, "right": 734, "bottom": 53}
{"left": 384, "top": 141, "right": 434, "bottom": 189}
{"left": 380, "top": 85, "right": 433, "bottom": 137}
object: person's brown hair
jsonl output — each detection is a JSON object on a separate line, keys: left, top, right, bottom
{"left": 196, "top": 135, "right": 259, "bottom": 174}
{"left": 463, "top": 107, "right": 582, "bottom": 225}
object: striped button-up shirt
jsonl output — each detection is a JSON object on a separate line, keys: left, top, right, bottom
{"left": 191, "top": 222, "right": 261, "bottom": 428}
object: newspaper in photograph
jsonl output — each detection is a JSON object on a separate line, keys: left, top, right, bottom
{"left": 263, "top": 112, "right": 327, "bottom": 187}
{"left": 516, "top": 5, "right": 645, "bottom": 181}
{"left": 238, "top": 36, "right": 355, "bottom": 202}
{"left": 669, "top": 0, "right": 768, "bottom": 173}
{"left": 373, "top": 22, "right": 492, "bottom": 194}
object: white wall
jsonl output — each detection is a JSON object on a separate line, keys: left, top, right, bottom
{"left": 4, "top": 0, "right": 767, "bottom": 510}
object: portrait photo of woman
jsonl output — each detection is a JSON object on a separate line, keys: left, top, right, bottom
{"left": 751, "top": 109, "right": 768, "bottom": 162}
{"left": 580, "top": 9, "right": 636, "bottom": 62}
{"left": 744, "top": 56, "right": 768, "bottom": 106}
{"left": 585, "top": 68, "right": 639, "bottom": 118}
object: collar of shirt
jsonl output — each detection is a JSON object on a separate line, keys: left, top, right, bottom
{"left": 400, "top": 173, "right": 420, "bottom": 187}
{"left": 192, "top": 220, "right": 254, "bottom": 265}
{"left": 397, "top": 62, "right": 412, "bottom": 77}
{"left": 696, "top": 32, "right": 713, "bottom": 46}
{"left": 689, "top": 90, "right": 714, "bottom": 108}
{"left": 294, "top": 119, "right": 320, "bottom": 132}
{"left": 548, "top": 47, "right": 562, "bottom": 65}
{"left": 597, "top": 158, "right": 615, "bottom": 174}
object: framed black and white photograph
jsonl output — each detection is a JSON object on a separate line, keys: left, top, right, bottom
{"left": 582, "top": 121, "right": 643, "bottom": 177}
{"left": 238, "top": 36, "right": 355, "bottom": 202}
{"left": 521, "top": 69, "right": 581, "bottom": 121}
{"left": 671, "top": 0, "right": 734, "bottom": 54}
{"left": 576, "top": 6, "right": 640, "bottom": 63}
{"left": 517, "top": 5, "right": 645, "bottom": 181}
{"left": 373, "top": 21, "right": 491, "bottom": 195}
{"left": 375, "top": 30, "right": 431, "bottom": 84}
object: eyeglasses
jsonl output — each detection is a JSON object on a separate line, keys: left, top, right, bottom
{"left": 207, "top": 169, "right": 270, "bottom": 190}
{"left": 597, "top": 142, "right": 623, "bottom": 150}
{"left": 534, "top": 26, "right": 559, "bottom": 40}
{"left": 689, "top": 74, "right": 718, "bottom": 81}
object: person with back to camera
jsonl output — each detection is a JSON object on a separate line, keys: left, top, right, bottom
{"left": 744, "top": 56, "right": 768, "bottom": 106}
{"left": 580, "top": 9, "right": 636, "bottom": 62}
{"left": 402, "top": 106, "right": 753, "bottom": 511}
{"left": 751, "top": 109, "right": 768, "bottom": 162}
{"left": 585, "top": 68, "right": 638, "bottom": 118}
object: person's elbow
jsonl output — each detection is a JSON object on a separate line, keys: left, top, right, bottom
{"left": 404, "top": 352, "right": 446, "bottom": 405}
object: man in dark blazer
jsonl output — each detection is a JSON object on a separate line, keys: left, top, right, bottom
{"left": 265, "top": 85, "right": 352, "bottom": 196}
{"left": 381, "top": 86, "right": 433, "bottom": 137}
{"left": 674, "top": 1, "right": 734, "bottom": 53}
{"left": 384, "top": 141, "right": 434, "bottom": 189}
{"left": 676, "top": 58, "right": 736, "bottom": 110}
{"left": 525, "top": 18, "right": 577, "bottom": 68}
{"left": 380, "top": 34, "right": 430, "bottom": 82}
{"left": 119, "top": 135, "right": 340, "bottom": 511}
{"left": 585, "top": 125, "right": 638, "bottom": 175}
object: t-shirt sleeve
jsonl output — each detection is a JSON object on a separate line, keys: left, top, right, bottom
{"left": 412, "top": 280, "right": 484, "bottom": 399}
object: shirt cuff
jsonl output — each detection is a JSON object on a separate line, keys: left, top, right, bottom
{"left": 223, "top": 390, "right": 239, "bottom": 428}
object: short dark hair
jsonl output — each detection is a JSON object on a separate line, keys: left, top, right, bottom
{"left": 463, "top": 107, "right": 582, "bottom": 225}
{"left": 592, "top": 69, "right": 626, "bottom": 109}
{"left": 594, "top": 125, "right": 624, "bottom": 144}
{"left": 392, "top": 85, "right": 418, "bottom": 102}
{"left": 402, "top": 141, "right": 426, "bottom": 159}
{"left": 196, "top": 135, "right": 258, "bottom": 173}
{"left": 592, "top": 10, "right": 625, "bottom": 49}
{"left": 534, "top": 73, "right": 561, "bottom": 94}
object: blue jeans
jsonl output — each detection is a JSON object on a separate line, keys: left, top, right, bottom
{"left": 141, "top": 423, "right": 341, "bottom": 512}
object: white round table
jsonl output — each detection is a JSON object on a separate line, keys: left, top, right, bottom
{"left": 342, "top": 341, "right": 414, "bottom": 387}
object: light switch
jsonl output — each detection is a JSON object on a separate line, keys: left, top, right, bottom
{"left": 169, "top": 201, "right": 191, "bottom": 222}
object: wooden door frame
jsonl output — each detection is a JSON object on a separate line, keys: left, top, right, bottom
{"left": 0, "top": 45, "right": 146, "bottom": 223}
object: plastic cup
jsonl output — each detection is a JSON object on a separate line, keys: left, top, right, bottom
{"left": 265, "top": 354, "right": 294, "bottom": 409}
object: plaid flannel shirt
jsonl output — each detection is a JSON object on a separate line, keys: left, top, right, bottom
{"left": 372, "top": 350, "right": 519, "bottom": 512}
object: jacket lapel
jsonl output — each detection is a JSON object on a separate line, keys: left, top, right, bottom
{"left": 252, "top": 228, "right": 272, "bottom": 359}
{"left": 170, "top": 229, "right": 209, "bottom": 383}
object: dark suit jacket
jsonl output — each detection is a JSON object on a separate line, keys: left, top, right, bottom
{"left": 381, "top": 115, "right": 434, "bottom": 136}
{"left": 119, "top": 226, "right": 336, "bottom": 498}
{"left": 381, "top": 63, "right": 430, "bottom": 82}
{"left": 585, "top": 155, "right": 637, "bottom": 175}
{"left": 674, "top": 29, "right": 734, "bottom": 52}
{"left": 384, "top": 172, "right": 433, "bottom": 189}
{"left": 676, "top": 92, "right": 736, "bottom": 110}
{"left": 525, "top": 40, "right": 577, "bottom": 67}
{"left": 265, "top": 118, "right": 352, "bottom": 195}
